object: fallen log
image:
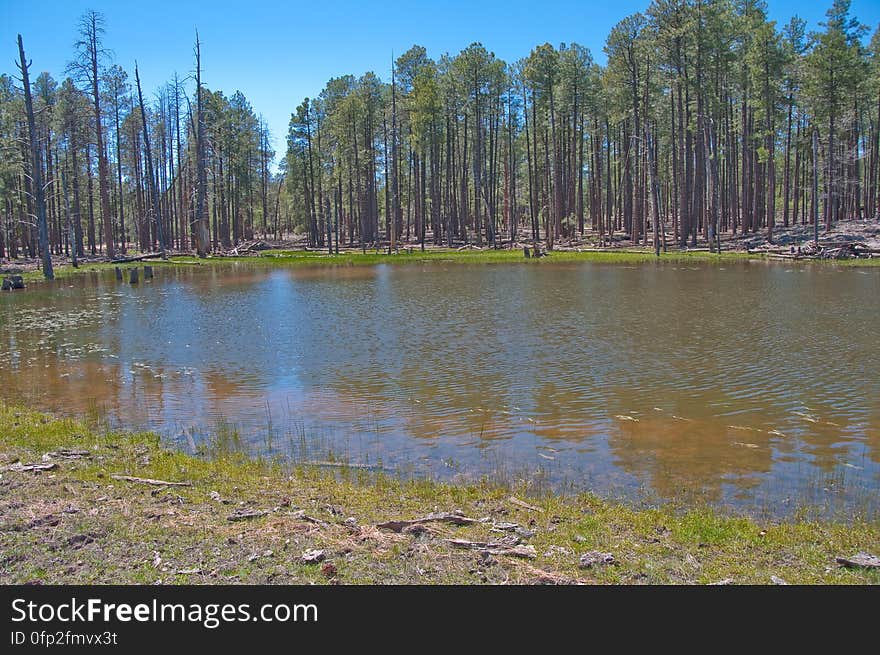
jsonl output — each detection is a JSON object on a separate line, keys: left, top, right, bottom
{"left": 110, "top": 474, "right": 191, "bottom": 487}
{"left": 111, "top": 252, "right": 163, "bottom": 264}
{"left": 289, "top": 509, "right": 327, "bottom": 526}
{"left": 45, "top": 449, "right": 91, "bottom": 459}
{"left": 377, "top": 511, "right": 477, "bottom": 532}
{"left": 445, "top": 539, "right": 536, "bottom": 559}
{"left": 225, "top": 240, "right": 273, "bottom": 256}
{"left": 8, "top": 461, "right": 56, "bottom": 472}
{"left": 836, "top": 553, "right": 880, "bottom": 569}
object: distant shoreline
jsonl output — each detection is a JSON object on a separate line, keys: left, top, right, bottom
{"left": 7, "top": 239, "right": 880, "bottom": 285}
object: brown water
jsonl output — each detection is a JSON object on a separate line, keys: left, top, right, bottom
{"left": 2, "top": 261, "right": 878, "bottom": 517}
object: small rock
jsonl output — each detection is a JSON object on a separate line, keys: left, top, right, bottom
{"left": 301, "top": 549, "right": 326, "bottom": 564}
{"left": 543, "top": 545, "right": 572, "bottom": 557}
{"left": 579, "top": 551, "right": 616, "bottom": 569}
{"left": 771, "top": 576, "right": 789, "bottom": 585}
{"left": 710, "top": 578, "right": 735, "bottom": 586}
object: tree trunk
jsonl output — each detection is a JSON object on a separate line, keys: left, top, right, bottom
{"left": 17, "top": 35, "right": 53, "bottom": 278}
{"left": 135, "top": 64, "right": 166, "bottom": 258}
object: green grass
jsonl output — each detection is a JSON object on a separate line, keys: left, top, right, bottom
{"left": 14, "top": 244, "right": 880, "bottom": 284}
{"left": 1, "top": 402, "right": 877, "bottom": 585}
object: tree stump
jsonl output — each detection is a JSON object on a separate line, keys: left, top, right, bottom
{"left": 114, "top": 266, "right": 123, "bottom": 281}
{"left": 524, "top": 247, "right": 531, "bottom": 258}
{"left": 143, "top": 265, "right": 153, "bottom": 279}
{"left": 128, "top": 268, "right": 139, "bottom": 284}
{"left": 1, "top": 275, "right": 25, "bottom": 291}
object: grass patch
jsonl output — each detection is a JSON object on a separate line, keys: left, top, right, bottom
{"left": 15, "top": 246, "right": 880, "bottom": 284}
{"left": 13, "top": 245, "right": 880, "bottom": 284}
{"left": 1, "top": 402, "right": 877, "bottom": 585}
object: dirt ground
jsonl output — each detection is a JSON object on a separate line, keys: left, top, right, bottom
{"left": 727, "top": 217, "right": 880, "bottom": 250}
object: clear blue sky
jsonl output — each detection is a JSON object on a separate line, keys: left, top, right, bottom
{"left": 3, "top": 0, "right": 879, "bottom": 168}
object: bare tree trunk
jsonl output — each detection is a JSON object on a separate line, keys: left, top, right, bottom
{"left": 61, "top": 171, "right": 77, "bottom": 267}
{"left": 812, "top": 127, "right": 819, "bottom": 247}
{"left": 135, "top": 64, "right": 166, "bottom": 258}
{"left": 17, "top": 34, "right": 53, "bottom": 278}
{"left": 646, "top": 123, "right": 662, "bottom": 257}
{"left": 194, "top": 33, "right": 210, "bottom": 256}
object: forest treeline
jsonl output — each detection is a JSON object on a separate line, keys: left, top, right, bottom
{"left": 3, "top": 0, "right": 880, "bottom": 278}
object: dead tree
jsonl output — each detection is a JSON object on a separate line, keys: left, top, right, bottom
{"left": 135, "top": 63, "right": 166, "bottom": 258}
{"left": 17, "top": 35, "right": 53, "bottom": 279}
{"left": 193, "top": 33, "right": 211, "bottom": 257}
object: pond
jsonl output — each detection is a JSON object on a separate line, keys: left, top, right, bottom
{"left": 2, "top": 260, "right": 878, "bottom": 518}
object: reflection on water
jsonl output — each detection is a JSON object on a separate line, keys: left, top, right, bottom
{"left": 1, "top": 261, "right": 878, "bottom": 517}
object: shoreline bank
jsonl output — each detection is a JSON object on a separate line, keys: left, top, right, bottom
{"left": 1, "top": 404, "right": 877, "bottom": 585}
{"left": 7, "top": 246, "right": 879, "bottom": 285}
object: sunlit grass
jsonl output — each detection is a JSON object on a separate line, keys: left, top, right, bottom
{"left": 16, "top": 245, "right": 879, "bottom": 284}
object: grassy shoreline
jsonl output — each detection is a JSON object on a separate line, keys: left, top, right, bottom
{"left": 1, "top": 403, "right": 877, "bottom": 585}
{"left": 11, "top": 245, "right": 880, "bottom": 283}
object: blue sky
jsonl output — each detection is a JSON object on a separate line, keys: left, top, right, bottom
{"left": 3, "top": 0, "right": 879, "bottom": 166}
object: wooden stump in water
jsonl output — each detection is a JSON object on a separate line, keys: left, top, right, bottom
{"left": 1, "top": 275, "right": 25, "bottom": 291}
{"left": 128, "top": 268, "right": 139, "bottom": 284}
{"left": 114, "top": 266, "right": 123, "bottom": 281}
{"left": 143, "top": 265, "right": 153, "bottom": 279}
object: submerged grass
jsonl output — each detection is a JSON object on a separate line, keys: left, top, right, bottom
{"left": 1, "top": 402, "right": 877, "bottom": 585}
